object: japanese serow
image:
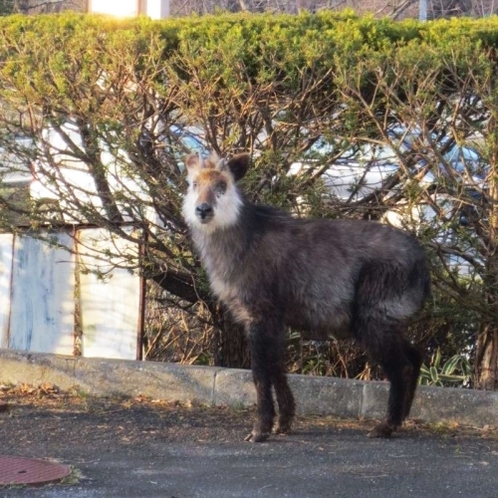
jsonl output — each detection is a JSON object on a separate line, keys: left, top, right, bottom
{"left": 183, "top": 152, "right": 430, "bottom": 442}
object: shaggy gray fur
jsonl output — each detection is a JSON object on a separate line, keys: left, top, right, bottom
{"left": 184, "top": 153, "right": 430, "bottom": 442}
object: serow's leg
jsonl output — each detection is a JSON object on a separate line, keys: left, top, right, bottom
{"left": 368, "top": 335, "right": 413, "bottom": 439}
{"left": 272, "top": 336, "right": 295, "bottom": 435}
{"left": 245, "top": 322, "right": 276, "bottom": 443}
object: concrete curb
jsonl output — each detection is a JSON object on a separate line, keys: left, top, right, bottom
{"left": 1, "top": 349, "right": 498, "bottom": 427}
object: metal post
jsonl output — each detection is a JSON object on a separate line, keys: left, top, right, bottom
{"left": 419, "top": 0, "right": 428, "bottom": 21}
{"left": 145, "top": 0, "right": 170, "bottom": 18}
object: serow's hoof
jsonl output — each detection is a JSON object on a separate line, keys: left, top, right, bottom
{"left": 368, "top": 421, "right": 395, "bottom": 438}
{"left": 274, "top": 420, "right": 292, "bottom": 435}
{"left": 244, "top": 431, "right": 270, "bottom": 443}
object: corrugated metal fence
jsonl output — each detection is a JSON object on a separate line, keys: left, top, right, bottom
{"left": 0, "top": 228, "right": 142, "bottom": 360}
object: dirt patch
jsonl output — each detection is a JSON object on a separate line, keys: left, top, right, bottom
{"left": 0, "top": 383, "right": 253, "bottom": 454}
{"left": 0, "top": 382, "right": 496, "bottom": 459}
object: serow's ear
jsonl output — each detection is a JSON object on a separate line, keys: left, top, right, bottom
{"left": 184, "top": 153, "right": 201, "bottom": 175}
{"left": 227, "top": 153, "right": 251, "bottom": 182}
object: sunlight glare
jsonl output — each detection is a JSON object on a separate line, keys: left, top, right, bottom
{"left": 89, "top": 0, "right": 139, "bottom": 17}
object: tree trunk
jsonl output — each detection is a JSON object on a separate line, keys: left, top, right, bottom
{"left": 152, "top": 270, "right": 202, "bottom": 306}
{"left": 212, "top": 305, "right": 250, "bottom": 369}
{"left": 152, "top": 272, "right": 250, "bottom": 368}
{"left": 476, "top": 323, "right": 498, "bottom": 390}
{"left": 475, "top": 120, "right": 498, "bottom": 390}
{"left": 475, "top": 249, "right": 498, "bottom": 389}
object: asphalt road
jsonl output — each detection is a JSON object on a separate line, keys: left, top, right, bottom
{"left": 0, "top": 392, "right": 497, "bottom": 498}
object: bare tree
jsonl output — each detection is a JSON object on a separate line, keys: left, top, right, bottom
{"left": 4, "top": 0, "right": 496, "bottom": 19}
{"left": 11, "top": 0, "right": 86, "bottom": 14}
{"left": 170, "top": 0, "right": 498, "bottom": 17}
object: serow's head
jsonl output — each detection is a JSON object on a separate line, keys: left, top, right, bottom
{"left": 182, "top": 152, "right": 250, "bottom": 233}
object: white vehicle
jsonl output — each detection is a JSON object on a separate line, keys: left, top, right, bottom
{"left": 28, "top": 121, "right": 205, "bottom": 225}
{"left": 289, "top": 126, "right": 484, "bottom": 203}
{"left": 29, "top": 121, "right": 152, "bottom": 223}
{"left": 9, "top": 120, "right": 485, "bottom": 278}
{"left": 0, "top": 136, "right": 34, "bottom": 187}
{"left": 288, "top": 126, "right": 485, "bottom": 276}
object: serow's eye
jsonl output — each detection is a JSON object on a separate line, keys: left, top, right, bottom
{"left": 215, "top": 180, "right": 227, "bottom": 195}
{"left": 192, "top": 181, "right": 198, "bottom": 189}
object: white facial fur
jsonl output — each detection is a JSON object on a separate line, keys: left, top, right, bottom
{"left": 182, "top": 157, "right": 243, "bottom": 234}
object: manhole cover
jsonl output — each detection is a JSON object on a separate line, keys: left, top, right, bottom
{"left": 0, "top": 456, "right": 71, "bottom": 486}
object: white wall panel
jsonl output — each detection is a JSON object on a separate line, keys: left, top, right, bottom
{"left": 78, "top": 228, "right": 140, "bottom": 360}
{"left": 0, "top": 234, "right": 13, "bottom": 348}
{"left": 9, "top": 233, "right": 75, "bottom": 355}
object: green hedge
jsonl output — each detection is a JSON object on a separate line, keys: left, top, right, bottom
{"left": 0, "top": 12, "right": 496, "bottom": 109}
